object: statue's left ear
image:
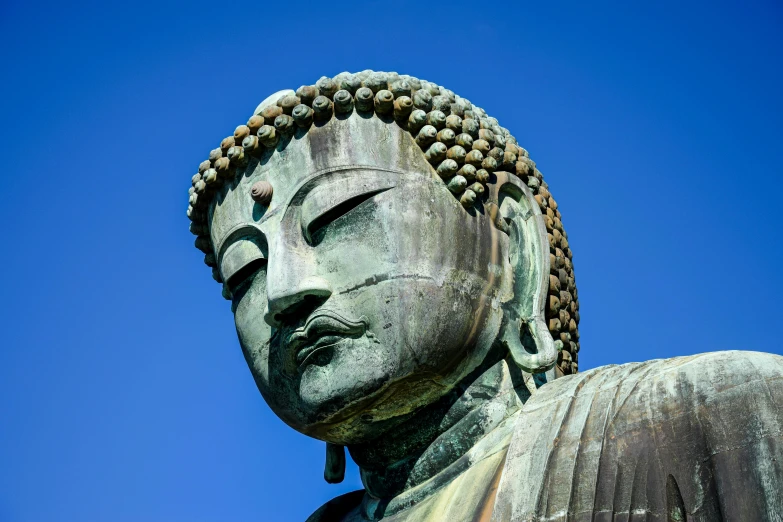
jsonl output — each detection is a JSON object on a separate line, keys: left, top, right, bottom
{"left": 491, "top": 173, "right": 558, "bottom": 374}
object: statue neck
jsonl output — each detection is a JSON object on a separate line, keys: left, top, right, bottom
{"left": 347, "top": 348, "right": 531, "bottom": 511}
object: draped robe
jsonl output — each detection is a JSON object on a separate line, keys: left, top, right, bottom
{"left": 308, "top": 351, "right": 783, "bottom": 521}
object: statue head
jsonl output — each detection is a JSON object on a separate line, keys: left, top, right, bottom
{"left": 186, "top": 71, "right": 580, "bottom": 445}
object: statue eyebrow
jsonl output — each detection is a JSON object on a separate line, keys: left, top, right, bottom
{"left": 216, "top": 224, "right": 267, "bottom": 262}
{"left": 287, "top": 164, "right": 405, "bottom": 206}
{"left": 302, "top": 184, "right": 396, "bottom": 244}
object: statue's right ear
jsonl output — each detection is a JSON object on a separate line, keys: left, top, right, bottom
{"left": 492, "top": 173, "right": 558, "bottom": 374}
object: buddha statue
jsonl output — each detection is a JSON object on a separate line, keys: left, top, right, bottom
{"left": 186, "top": 71, "right": 783, "bottom": 521}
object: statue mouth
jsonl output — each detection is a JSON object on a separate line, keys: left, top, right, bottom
{"left": 288, "top": 311, "right": 368, "bottom": 368}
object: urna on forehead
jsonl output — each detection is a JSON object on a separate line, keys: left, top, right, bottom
{"left": 185, "top": 70, "right": 581, "bottom": 376}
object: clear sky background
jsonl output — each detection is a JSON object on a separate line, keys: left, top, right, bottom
{"left": 1, "top": 1, "right": 781, "bottom": 521}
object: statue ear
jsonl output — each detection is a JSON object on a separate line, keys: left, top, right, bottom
{"left": 495, "top": 178, "right": 558, "bottom": 374}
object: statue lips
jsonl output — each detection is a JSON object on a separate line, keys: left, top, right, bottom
{"left": 288, "top": 311, "right": 368, "bottom": 369}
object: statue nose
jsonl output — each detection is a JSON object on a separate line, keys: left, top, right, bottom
{"left": 264, "top": 276, "right": 332, "bottom": 328}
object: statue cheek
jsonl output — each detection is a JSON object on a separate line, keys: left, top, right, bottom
{"left": 233, "top": 277, "right": 272, "bottom": 384}
{"left": 378, "top": 278, "right": 489, "bottom": 376}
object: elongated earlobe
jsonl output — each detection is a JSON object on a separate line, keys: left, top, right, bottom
{"left": 500, "top": 315, "right": 558, "bottom": 374}
{"left": 324, "top": 443, "right": 346, "bottom": 484}
{"left": 496, "top": 177, "right": 558, "bottom": 374}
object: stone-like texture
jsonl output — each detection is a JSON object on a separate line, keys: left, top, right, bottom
{"left": 185, "top": 70, "right": 783, "bottom": 521}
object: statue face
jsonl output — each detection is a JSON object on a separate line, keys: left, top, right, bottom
{"left": 209, "top": 116, "right": 511, "bottom": 443}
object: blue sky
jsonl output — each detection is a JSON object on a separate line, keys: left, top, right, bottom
{"left": 0, "top": 1, "right": 781, "bottom": 520}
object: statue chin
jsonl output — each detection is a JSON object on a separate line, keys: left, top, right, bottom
{"left": 269, "top": 334, "right": 398, "bottom": 443}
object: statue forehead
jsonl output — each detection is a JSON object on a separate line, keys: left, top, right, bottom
{"left": 209, "top": 116, "right": 433, "bottom": 248}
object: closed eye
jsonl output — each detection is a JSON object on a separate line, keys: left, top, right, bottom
{"left": 226, "top": 257, "right": 266, "bottom": 293}
{"left": 305, "top": 188, "right": 391, "bottom": 243}
{"left": 219, "top": 236, "right": 267, "bottom": 293}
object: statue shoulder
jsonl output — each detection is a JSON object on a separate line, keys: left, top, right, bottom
{"left": 494, "top": 350, "right": 783, "bottom": 521}
{"left": 530, "top": 349, "right": 783, "bottom": 405}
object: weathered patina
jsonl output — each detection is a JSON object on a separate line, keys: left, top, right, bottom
{"left": 187, "top": 71, "right": 580, "bottom": 376}
{"left": 186, "top": 71, "right": 783, "bottom": 521}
